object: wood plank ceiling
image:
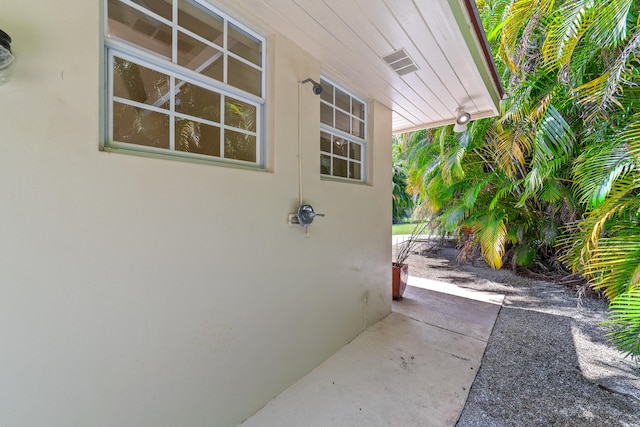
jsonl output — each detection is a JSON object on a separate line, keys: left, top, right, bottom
{"left": 210, "top": 0, "right": 502, "bottom": 134}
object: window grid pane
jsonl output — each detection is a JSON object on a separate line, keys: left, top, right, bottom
{"left": 107, "top": 0, "right": 264, "bottom": 93}
{"left": 228, "top": 22, "right": 261, "bottom": 66}
{"left": 320, "top": 132, "right": 331, "bottom": 153}
{"left": 319, "top": 78, "right": 366, "bottom": 181}
{"left": 176, "top": 31, "right": 223, "bottom": 80}
{"left": 319, "top": 129, "right": 365, "bottom": 181}
{"left": 178, "top": 0, "right": 224, "bottom": 46}
{"left": 113, "top": 101, "right": 170, "bottom": 148}
{"left": 106, "top": 0, "right": 265, "bottom": 166}
{"left": 320, "top": 103, "right": 334, "bottom": 127}
{"left": 130, "top": 0, "right": 172, "bottom": 20}
{"left": 107, "top": 0, "right": 172, "bottom": 60}
{"left": 175, "top": 118, "right": 221, "bottom": 156}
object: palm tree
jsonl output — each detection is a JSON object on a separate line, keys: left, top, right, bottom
{"left": 402, "top": 0, "right": 640, "bottom": 358}
{"left": 392, "top": 136, "right": 415, "bottom": 223}
{"left": 494, "top": 0, "right": 640, "bottom": 359}
{"left": 543, "top": 0, "right": 640, "bottom": 359}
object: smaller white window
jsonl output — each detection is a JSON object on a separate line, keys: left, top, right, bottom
{"left": 319, "top": 78, "right": 367, "bottom": 181}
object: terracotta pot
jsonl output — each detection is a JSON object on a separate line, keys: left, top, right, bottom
{"left": 392, "top": 262, "right": 409, "bottom": 299}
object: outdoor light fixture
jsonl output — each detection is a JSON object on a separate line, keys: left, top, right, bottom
{"left": 301, "top": 78, "right": 323, "bottom": 95}
{"left": 453, "top": 108, "right": 471, "bottom": 133}
{"left": 0, "top": 29, "right": 14, "bottom": 85}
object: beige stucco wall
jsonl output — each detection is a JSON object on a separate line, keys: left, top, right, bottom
{"left": 0, "top": 1, "right": 392, "bottom": 426}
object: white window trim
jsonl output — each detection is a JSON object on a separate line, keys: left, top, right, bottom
{"left": 320, "top": 76, "right": 368, "bottom": 182}
{"left": 102, "top": 0, "right": 267, "bottom": 168}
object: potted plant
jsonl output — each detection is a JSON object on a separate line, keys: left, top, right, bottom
{"left": 393, "top": 221, "right": 429, "bottom": 299}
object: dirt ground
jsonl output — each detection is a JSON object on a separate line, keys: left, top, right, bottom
{"left": 402, "top": 240, "right": 640, "bottom": 427}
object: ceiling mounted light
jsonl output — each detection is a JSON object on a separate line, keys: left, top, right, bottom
{"left": 453, "top": 108, "right": 471, "bottom": 133}
{"left": 0, "top": 29, "right": 14, "bottom": 85}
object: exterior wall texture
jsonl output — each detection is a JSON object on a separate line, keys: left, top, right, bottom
{"left": 0, "top": 1, "right": 392, "bottom": 425}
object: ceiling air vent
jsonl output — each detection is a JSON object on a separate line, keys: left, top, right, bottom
{"left": 382, "top": 48, "right": 419, "bottom": 76}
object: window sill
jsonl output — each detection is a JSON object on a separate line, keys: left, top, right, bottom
{"left": 320, "top": 175, "right": 369, "bottom": 186}
{"left": 102, "top": 145, "right": 267, "bottom": 172}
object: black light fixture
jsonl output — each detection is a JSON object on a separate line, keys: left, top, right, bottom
{"left": 453, "top": 108, "right": 471, "bottom": 133}
{"left": 0, "top": 29, "right": 14, "bottom": 85}
{"left": 301, "top": 78, "right": 323, "bottom": 95}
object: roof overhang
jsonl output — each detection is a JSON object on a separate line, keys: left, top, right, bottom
{"left": 209, "top": 0, "right": 503, "bottom": 134}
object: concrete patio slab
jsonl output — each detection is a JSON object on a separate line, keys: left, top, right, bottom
{"left": 398, "top": 277, "right": 504, "bottom": 342}
{"left": 240, "top": 279, "right": 504, "bottom": 427}
{"left": 408, "top": 276, "right": 505, "bottom": 306}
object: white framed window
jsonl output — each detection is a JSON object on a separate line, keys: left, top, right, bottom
{"left": 319, "top": 77, "right": 367, "bottom": 181}
{"left": 104, "top": 0, "right": 265, "bottom": 166}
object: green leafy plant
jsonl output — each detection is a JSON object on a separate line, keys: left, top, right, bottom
{"left": 398, "top": 0, "right": 640, "bottom": 359}
{"left": 392, "top": 135, "right": 415, "bottom": 223}
{"left": 605, "top": 287, "right": 640, "bottom": 359}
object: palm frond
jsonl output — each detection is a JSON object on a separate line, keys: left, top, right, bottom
{"left": 542, "top": 0, "right": 593, "bottom": 69}
{"left": 474, "top": 209, "right": 508, "bottom": 269}
{"left": 518, "top": 104, "right": 574, "bottom": 203}
{"left": 605, "top": 287, "right": 640, "bottom": 360}
{"left": 443, "top": 203, "right": 469, "bottom": 232}
{"left": 499, "top": 0, "right": 552, "bottom": 73}
{"left": 584, "top": 234, "right": 640, "bottom": 298}
{"left": 538, "top": 178, "right": 564, "bottom": 203}
{"left": 625, "top": 112, "right": 640, "bottom": 159}
{"left": 585, "top": 0, "right": 634, "bottom": 49}
{"left": 574, "top": 27, "right": 640, "bottom": 120}
{"left": 572, "top": 138, "right": 635, "bottom": 208}
{"left": 178, "top": 121, "right": 201, "bottom": 152}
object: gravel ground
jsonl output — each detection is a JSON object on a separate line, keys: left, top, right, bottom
{"left": 402, "top": 240, "right": 640, "bottom": 427}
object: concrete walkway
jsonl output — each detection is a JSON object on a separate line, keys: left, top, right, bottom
{"left": 241, "top": 277, "right": 504, "bottom": 426}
